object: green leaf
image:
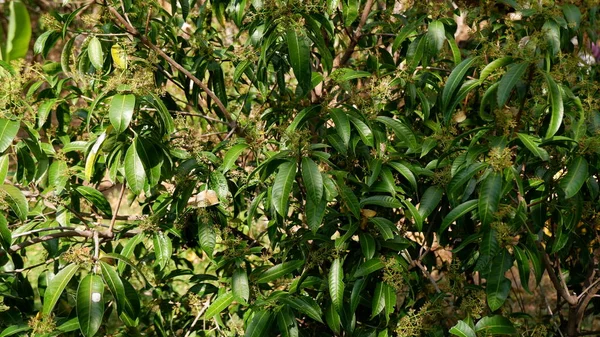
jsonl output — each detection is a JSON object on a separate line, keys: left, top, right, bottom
{"left": 441, "top": 56, "right": 479, "bottom": 119}
{"left": 419, "top": 186, "right": 443, "bottom": 219}
{"left": 330, "top": 108, "right": 350, "bottom": 145}
{"left": 57, "top": 317, "right": 80, "bottom": 332}
{"left": 271, "top": 161, "right": 297, "bottom": 217}
{"left": 76, "top": 274, "right": 104, "bottom": 337}
{"left": 302, "top": 157, "right": 323, "bottom": 203}
{"left": 0, "top": 119, "right": 20, "bottom": 153}
{"left": 256, "top": 260, "right": 304, "bottom": 283}
{"left": 205, "top": 292, "right": 234, "bottom": 319}
{"left": 440, "top": 199, "right": 478, "bottom": 233}
{"left": 117, "top": 234, "right": 143, "bottom": 274}
{"left": 342, "top": 0, "right": 359, "bottom": 26}
{"left": 245, "top": 310, "right": 272, "bottom": 337}
{"left": 486, "top": 249, "right": 513, "bottom": 311}
{"left": 109, "top": 94, "right": 136, "bottom": 135}
{"left": 179, "top": 0, "right": 190, "bottom": 19}
{"left": 426, "top": 20, "right": 445, "bottom": 53}
{"left": 513, "top": 245, "right": 531, "bottom": 293}
{"left": 280, "top": 296, "right": 324, "bottom": 323}
{"left": 387, "top": 162, "right": 417, "bottom": 191}
{"left": 222, "top": 143, "right": 248, "bottom": 173}
{"left": 0, "top": 214, "right": 10, "bottom": 250}
{"left": 0, "top": 184, "right": 28, "bottom": 222}
{"left": 329, "top": 258, "right": 344, "bottom": 313}
{"left": 383, "top": 281, "right": 395, "bottom": 322}
{"left": 563, "top": 4, "right": 581, "bottom": 29}
{"left": 371, "top": 282, "right": 386, "bottom": 318}
{"left": 376, "top": 116, "right": 418, "bottom": 151}
{"left": 232, "top": 268, "right": 250, "bottom": 303}
{"left": 84, "top": 129, "right": 109, "bottom": 181}
{"left": 0, "top": 155, "right": 8, "bottom": 182}
{"left": 76, "top": 186, "right": 113, "bottom": 216}
{"left": 359, "top": 195, "right": 402, "bottom": 209}
{"left": 0, "top": 325, "right": 31, "bottom": 337}
{"left": 99, "top": 261, "right": 126, "bottom": 315}
{"left": 277, "top": 306, "right": 299, "bottom": 337}
{"left": 353, "top": 258, "right": 385, "bottom": 278}
{"left": 559, "top": 156, "right": 588, "bottom": 199}
{"left": 474, "top": 315, "right": 517, "bottom": 335}
{"left": 542, "top": 20, "right": 560, "bottom": 56}
{"left": 359, "top": 233, "right": 375, "bottom": 259}
{"left": 88, "top": 36, "right": 104, "bottom": 70}
{"left": 286, "top": 28, "right": 312, "bottom": 96}
{"left": 331, "top": 68, "right": 371, "bottom": 82}
{"left": 517, "top": 133, "right": 549, "bottom": 161}
{"left": 325, "top": 304, "right": 341, "bottom": 335}
{"left": 6, "top": 1, "right": 31, "bottom": 61}
{"left": 370, "top": 217, "right": 396, "bottom": 240}
{"left": 306, "top": 195, "right": 326, "bottom": 233}
{"left": 543, "top": 72, "right": 564, "bottom": 139}
{"left": 339, "top": 182, "right": 360, "bottom": 218}
{"left": 37, "top": 98, "right": 56, "bottom": 129}
{"left": 480, "top": 57, "right": 512, "bottom": 82}
{"left": 497, "top": 62, "right": 528, "bottom": 108}
{"left": 153, "top": 231, "right": 172, "bottom": 270}
{"left": 61, "top": 37, "right": 75, "bottom": 74}
{"left": 125, "top": 141, "right": 146, "bottom": 195}
{"left": 449, "top": 320, "right": 477, "bottom": 337}
{"left": 478, "top": 171, "right": 502, "bottom": 227}
{"left": 198, "top": 219, "right": 216, "bottom": 257}
{"left": 349, "top": 116, "right": 374, "bottom": 146}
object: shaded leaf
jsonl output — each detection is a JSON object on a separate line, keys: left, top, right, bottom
{"left": 271, "top": 161, "right": 297, "bottom": 217}
{"left": 256, "top": 260, "right": 304, "bottom": 283}
{"left": 559, "top": 156, "right": 588, "bottom": 199}
{"left": 497, "top": 62, "right": 528, "bottom": 108}
{"left": 76, "top": 186, "right": 112, "bottom": 217}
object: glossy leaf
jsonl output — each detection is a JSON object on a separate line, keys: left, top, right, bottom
{"left": 99, "top": 261, "right": 126, "bottom": 315}
{"left": 426, "top": 20, "right": 445, "bottom": 53}
{"left": 449, "top": 320, "right": 477, "bottom": 337}
{"left": 302, "top": 157, "right": 323, "bottom": 203}
{"left": 232, "top": 268, "right": 250, "bottom": 303}
{"left": 286, "top": 28, "right": 311, "bottom": 96}
{"left": 354, "top": 258, "right": 385, "bottom": 278}
{"left": 222, "top": 143, "right": 248, "bottom": 173}
{"left": 330, "top": 108, "right": 350, "bottom": 145}
{"left": 88, "top": 36, "right": 104, "bottom": 70}
{"left": 76, "top": 186, "right": 113, "bottom": 216}
{"left": 543, "top": 72, "right": 564, "bottom": 139}
{"left": 0, "top": 119, "right": 19, "bottom": 153}
{"left": 271, "top": 161, "right": 297, "bottom": 217}
{"left": 441, "top": 57, "right": 479, "bottom": 119}
{"left": 109, "top": 94, "right": 136, "bottom": 135}
{"left": 440, "top": 200, "right": 478, "bottom": 233}
{"left": 153, "top": 231, "right": 172, "bottom": 270}
{"left": 559, "top": 156, "right": 588, "bottom": 199}
{"left": 256, "top": 260, "right": 304, "bottom": 283}
{"left": 329, "top": 258, "right": 344, "bottom": 313}
{"left": 77, "top": 274, "right": 104, "bottom": 337}
{"left": 478, "top": 171, "right": 502, "bottom": 227}
{"left": 125, "top": 141, "right": 146, "bottom": 195}
{"left": 517, "top": 133, "right": 549, "bottom": 161}
{"left": 245, "top": 310, "right": 272, "bottom": 337}
{"left": 497, "top": 62, "right": 528, "bottom": 108}
{"left": 475, "top": 315, "right": 517, "bottom": 335}
{"left": 5, "top": 1, "right": 31, "bottom": 61}
{"left": 205, "top": 292, "right": 234, "bottom": 319}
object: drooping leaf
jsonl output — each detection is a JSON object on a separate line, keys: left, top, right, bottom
{"left": 0, "top": 184, "right": 28, "bottom": 222}
{"left": 371, "top": 282, "right": 386, "bottom": 318}
{"left": 441, "top": 56, "right": 479, "bottom": 119}
{"left": 376, "top": 116, "right": 418, "bottom": 151}
{"left": 245, "top": 310, "right": 272, "bottom": 337}
{"left": 513, "top": 245, "right": 531, "bottom": 293}
{"left": 124, "top": 141, "right": 146, "bottom": 195}
{"left": 474, "top": 315, "right": 517, "bottom": 335}
{"left": 440, "top": 200, "right": 478, "bottom": 233}
{"left": 449, "top": 320, "right": 477, "bottom": 337}
{"left": 426, "top": 20, "right": 445, "bottom": 53}
{"left": 0, "top": 214, "right": 10, "bottom": 250}
{"left": 286, "top": 28, "right": 312, "bottom": 96}
{"left": 329, "top": 258, "right": 344, "bottom": 313}
{"left": 256, "top": 260, "right": 304, "bottom": 283}
{"left": 205, "top": 292, "right": 234, "bottom": 319}
{"left": 76, "top": 186, "right": 113, "bottom": 217}
{"left": 302, "top": 157, "right": 323, "bottom": 203}
{"left": 99, "top": 261, "right": 126, "bottom": 315}
{"left": 109, "top": 94, "right": 136, "bottom": 135}
{"left": 478, "top": 171, "right": 502, "bottom": 227}
{"left": 0, "top": 119, "right": 20, "bottom": 153}
{"left": 517, "top": 133, "right": 549, "bottom": 161}
{"left": 271, "top": 161, "right": 297, "bottom": 217}
{"left": 277, "top": 306, "right": 299, "bottom": 337}
{"left": 353, "top": 258, "right": 385, "bottom": 278}
{"left": 232, "top": 269, "right": 250, "bottom": 303}
{"left": 222, "top": 143, "right": 249, "bottom": 173}
{"left": 6, "top": 1, "right": 31, "bottom": 61}
{"left": 153, "top": 231, "right": 172, "bottom": 271}
{"left": 485, "top": 249, "right": 513, "bottom": 311}
{"left": 497, "top": 62, "right": 528, "bottom": 108}
{"left": 418, "top": 186, "right": 443, "bottom": 219}
{"left": 306, "top": 195, "right": 326, "bottom": 233}
{"left": 76, "top": 274, "right": 104, "bottom": 337}
{"left": 280, "top": 296, "right": 324, "bottom": 323}
{"left": 88, "top": 36, "right": 104, "bottom": 70}
{"left": 543, "top": 72, "right": 564, "bottom": 139}
{"left": 563, "top": 4, "right": 581, "bottom": 29}
{"left": 542, "top": 20, "right": 560, "bottom": 56}
{"left": 330, "top": 108, "right": 350, "bottom": 145}
{"left": 559, "top": 156, "right": 588, "bottom": 199}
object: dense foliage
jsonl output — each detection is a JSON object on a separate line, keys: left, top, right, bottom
{"left": 1, "top": 0, "right": 600, "bottom": 336}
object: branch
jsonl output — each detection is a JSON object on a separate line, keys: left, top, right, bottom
{"left": 539, "top": 245, "right": 577, "bottom": 306}
{"left": 107, "top": 6, "right": 238, "bottom": 130}
{"left": 414, "top": 260, "right": 441, "bottom": 294}
{"left": 336, "top": 0, "right": 375, "bottom": 67}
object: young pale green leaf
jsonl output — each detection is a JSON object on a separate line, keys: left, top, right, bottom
{"left": 256, "top": 260, "right": 304, "bottom": 283}
{"left": 286, "top": 28, "right": 311, "bottom": 96}
{"left": 84, "top": 128, "right": 110, "bottom": 181}
{"left": 449, "top": 320, "right": 477, "bottom": 337}
{"left": 76, "top": 186, "right": 113, "bottom": 216}
{"left": 109, "top": 94, "right": 136, "bottom": 135}
{"left": 480, "top": 57, "right": 512, "bottom": 82}
{"left": 497, "top": 62, "right": 528, "bottom": 108}
{"left": 513, "top": 245, "right": 531, "bottom": 293}
{"left": 426, "top": 20, "right": 445, "bottom": 53}
{"left": 0, "top": 325, "right": 31, "bottom": 337}
{"left": 418, "top": 186, "right": 444, "bottom": 219}
{"left": 330, "top": 108, "right": 350, "bottom": 145}
{"left": 232, "top": 268, "right": 250, "bottom": 303}
{"left": 478, "top": 171, "right": 502, "bottom": 227}
{"left": 329, "top": 258, "right": 344, "bottom": 313}
{"left": 475, "top": 315, "right": 517, "bottom": 335}
{"left": 205, "top": 292, "right": 234, "bottom": 319}
{"left": 342, "top": 0, "right": 359, "bottom": 26}
{"left": 245, "top": 311, "right": 272, "bottom": 337}
{"left": 559, "top": 156, "right": 588, "bottom": 199}
{"left": 0, "top": 155, "right": 8, "bottom": 182}
{"left": 543, "top": 72, "right": 564, "bottom": 139}
{"left": 0, "top": 119, "right": 20, "bottom": 153}
{"left": 88, "top": 36, "right": 104, "bottom": 70}
{"left": 302, "top": 157, "right": 323, "bottom": 203}
{"left": 353, "top": 258, "right": 385, "bottom": 278}
{"left": 517, "top": 133, "right": 549, "bottom": 161}
{"left": 125, "top": 141, "right": 146, "bottom": 195}
{"left": 271, "top": 161, "right": 297, "bottom": 217}
{"left": 6, "top": 1, "right": 31, "bottom": 61}
{"left": 76, "top": 274, "right": 104, "bottom": 337}
{"left": 277, "top": 307, "right": 299, "bottom": 337}
{"left": 0, "top": 184, "right": 28, "bottom": 222}
{"left": 48, "top": 160, "right": 68, "bottom": 194}
{"left": 222, "top": 143, "right": 249, "bottom": 173}
{"left": 99, "top": 261, "right": 126, "bottom": 315}
{"left": 441, "top": 56, "right": 479, "bottom": 119}
{"left": 331, "top": 68, "right": 372, "bottom": 82}
{"left": 440, "top": 200, "right": 478, "bottom": 233}
{"left": 153, "top": 231, "right": 172, "bottom": 271}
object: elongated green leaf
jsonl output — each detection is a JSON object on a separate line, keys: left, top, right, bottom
{"left": 118, "top": 233, "right": 143, "bottom": 273}
{"left": 449, "top": 320, "right": 477, "bottom": 337}
{"left": 6, "top": 1, "right": 31, "bottom": 61}
{"left": 61, "top": 37, "right": 75, "bottom": 74}
{"left": 387, "top": 162, "right": 417, "bottom": 190}
{"left": 0, "top": 325, "right": 31, "bottom": 337}
{"left": 76, "top": 275, "right": 104, "bottom": 337}
{"left": 286, "top": 28, "right": 311, "bottom": 96}
{"left": 198, "top": 219, "right": 216, "bottom": 257}
{"left": 0, "top": 119, "right": 19, "bottom": 153}
{"left": 0, "top": 184, "right": 28, "bottom": 222}
{"left": 486, "top": 249, "right": 513, "bottom": 311}
{"left": 342, "top": 0, "right": 359, "bottom": 26}
{"left": 329, "top": 258, "right": 344, "bottom": 313}
{"left": 478, "top": 171, "right": 502, "bottom": 227}
{"left": 0, "top": 214, "right": 10, "bottom": 250}
{"left": 427, "top": 20, "right": 445, "bottom": 53}
{"left": 57, "top": 317, "right": 80, "bottom": 332}
{"left": 339, "top": 181, "right": 360, "bottom": 219}
{"left": 440, "top": 199, "right": 478, "bottom": 233}
{"left": 475, "top": 315, "right": 517, "bottom": 335}
{"left": 442, "top": 57, "right": 479, "bottom": 118}
{"left": 543, "top": 20, "right": 560, "bottom": 56}
{"left": 371, "top": 282, "right": 385, "bottom": 318}
{"left": 359, "top": 195, "right": 402, "bottom": 209}
{"left": 99, "top": 261, "right": 126, "bottom": 315}
{"left": 306, "top": 195, "right": 326, "bottom": 233}
{"left": 245, "top": 310, "right": 272, "bottom": 337}
{"left": 0, "top": 155, "right": 8, "bottom": 182}
{"left": 419, "top": 186, "right": 443, "bottom": 219}
{"left": 330, "top": 108, "right": 350, "bottom": 145}
{"left": 232, "top": 268, "right": 250, "bottom": 303}
{"left": 370, "top": 217, "right": 396, "bottom": 240}
{"left": 277, "top": 306, "right": 299, "bottom": 337}
{"left": 256, "top": 260, "right": 304, "bottom": 283}
{"left": 513, "top": 245, "right": 531, "bottom": 293}
{"left": 543, "top": 72, "right": 564, "bottom": 139}
{"left": 563, "top": 4, "right": 581, "bottom": 29}
{"left": 383, "top": 281, "right": 395, "bottom": 322}
{"left": 448, "top": 163, "right": 487, "bottom": 197}
{"left": 354, "top": 258, "right": 385, "bottom": 278}
{"left": 37, "top": 99, "right": 56, "bottom": 129}
{"left": 349, "top": 116, "right": 374, "bottom": 146}
{"left": 559, "top": 156, "right": 588, "bottom": 199}
{"left": 497, "top": 62, "right": 528, "bottom": 108}
{"left": 205, "top": 292, "right": 234, "bottom": 319}
{"left": 109, "top": 94, "right": 136, "bottom": 135}
{"left": 517, "top": 133, "right": 549, "bottom": 161}
{"left": 281, "top": 296, "right": 324, "bottom": 323}
{"left": 302, "top": 157, "right": 323, "bottom": 203}
{"left": 76, "top": 186, "right": 112, "bottom": 216}
{"left": 125, "top": 141, "right": 146, "bottom": 195}
{"left": 271, "top": 161, "right": 297, "bottom": 217}
{"left": 88, "top": 36, "right": 104, "bottom": 70}
{"left": 222, "top": 143, "right": 248, "bottom": 173}
{"left": 153, "top": 231, "right": 172, "bottom": 270}
{"left": 480, "top": 57, "right": 512, "bottom": 82}
{"left": 84, "top": 128, "right": 110, "bottom": 181}
{"left": 359, "top": 233, "right": 375, "bottom": 259}
{"left": 325, "top": 304, "right": 341, "bottom": 335}
{"left": 376, "top": 116, "right": 418, "bottom": 151}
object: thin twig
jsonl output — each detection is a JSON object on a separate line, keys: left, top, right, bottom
{"left": 414, "top": 260, "right": 441, "bottom": 293}
{"left": 185, "top": 301, "right": 210, "bottom": 337}
{"left": 7, "top": 257, "right": 59, "bottom": 273}
{"left": 539, "top": 245, "right": 577, "bottom": 305}
{"left": 337, "top": 0, "right": 375, "bottom": 67}
{"left": 12, "top": 226, "right": 79, "bottom": 238}
{"left": 578, "top": 277, "right": 600, "bottom": 301}
{"left": 108, "top": 183, "right": 127, "bottom": 235}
